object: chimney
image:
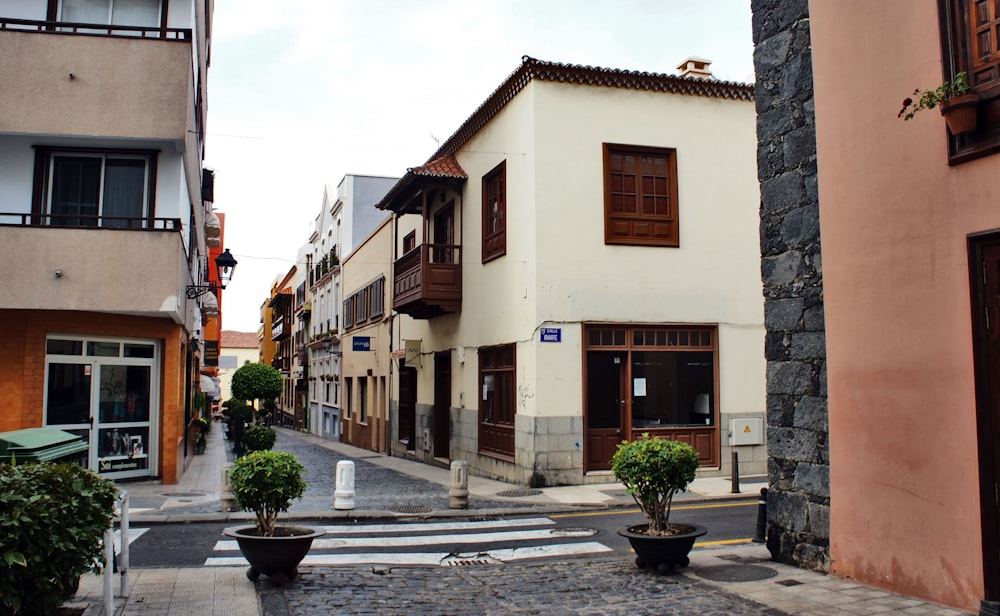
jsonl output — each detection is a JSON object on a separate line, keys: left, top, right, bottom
{"left": 677, "top": 56, "right": 713, "bottom": 80}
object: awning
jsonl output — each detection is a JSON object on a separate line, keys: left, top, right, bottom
{"left": 199, "top": 374, "right": 221, "bottom": 399}
{"left": 0, "top": 428, "right": 88, "bottom": 464}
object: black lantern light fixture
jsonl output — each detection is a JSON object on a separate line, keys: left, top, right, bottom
{"left": 186, "top": 248, "right": 238, "bottom": 299}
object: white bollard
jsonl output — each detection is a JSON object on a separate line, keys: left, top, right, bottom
{"left": 103, "top": 528, "right": 114, "bottom": 616}
{"left": 334, "top": 460, "right": 356, "bottom": 510}
{"left": 449, "top": 460, "right": 469, "bottom": 509}
{"left": 220, "top": 463, "right": 237, "bottom": 512}
{"left": 119, "top": 491, "right": 129, "bottom": 596}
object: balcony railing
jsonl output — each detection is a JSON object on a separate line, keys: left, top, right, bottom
{"left": 271, "top": 315, "right": 291, "bottom": 341}
{"left": 393, "top": 243, "right": 461, "bottom": 319}
{"left": 0, "top": 17, "right": 191, "bottom": 40}
{"left": 0, "top": 212, "right": 182, "bottom": 230}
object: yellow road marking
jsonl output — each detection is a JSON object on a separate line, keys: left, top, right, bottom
{"left": 551, "top": 500, "right": 755, "bottom": 520}
{"left": 696, "top": 538, "right": 753, "bottom": 547}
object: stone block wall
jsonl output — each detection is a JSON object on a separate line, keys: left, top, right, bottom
{"left": 752, "top": 0, "right": 831, "bottom": 572}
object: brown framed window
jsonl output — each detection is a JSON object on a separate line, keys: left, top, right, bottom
{"left": 342, "top": 276, "right": 384, "bottom": 332}
{"left": 603, "top": 144, "right": 679, "bottom": 247}
{"left": 940, "top": 0, "right": 1000, "bottom": 162}
{"left": 478, "top": 344, "right": 515, "bottom": 459}
{"left": 482, "top": 161, "right": 506, "bottom": 263}
{"left": 403, "top": 230, "right": 416, "bottom": 254}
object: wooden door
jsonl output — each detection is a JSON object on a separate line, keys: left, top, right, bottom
{"left": 585, "top": 352, "right": 626, "bottom": 471}
{"left": 433, "top": 352, "right": 451, "bottom": 459}
{"left": 398, "top": 366, "right": 417, "bottom": 450}
{"left": 970, "top": 235, "right": 1000, "bottom": 602}
{"left": 433, "top": 204, "right": 454, "bottom": 264}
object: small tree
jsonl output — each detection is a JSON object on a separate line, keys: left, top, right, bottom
{"left": 229, "top": 450, "right": 306, "bottom": 537}
{"left": 611, "top": 434, "right": 699, "bottom": 536}
{"left": 231, "top": 362, "right": 282, "bottom": 421}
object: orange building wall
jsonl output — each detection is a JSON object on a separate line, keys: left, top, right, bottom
{"left": 0, "top": 310, "right": 189, "bottom": 484}
{"left": 810, "top": 1, "right": 998, "bottom": 610}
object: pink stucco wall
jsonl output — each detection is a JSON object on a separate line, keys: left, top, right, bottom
{"left": 810, "top": 0, "right": 1000, "bottom": 610}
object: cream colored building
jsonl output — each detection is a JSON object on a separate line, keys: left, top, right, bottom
{"left": 379, "top": 57, "right": 764, "bottom": 486}
{"left": 218, "top": 331, "right": 261, "bottom": 402}
{"left": 340, "top": 216, "right": 393, "bottom": 452}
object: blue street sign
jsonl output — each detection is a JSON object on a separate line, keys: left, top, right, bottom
{"left": 540, "top": 328, "right": 561, "bottom": 342}
{"left": 352, "top": 337, "right": 371, "bottom": 351}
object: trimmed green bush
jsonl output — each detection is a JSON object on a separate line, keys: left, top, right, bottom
{"left": 0, "top": 462, "right": 118, "bottom": 615}
{"left": 611, "top": 434, "right": 699, "bottom": 536}
{"left": 231, "top": 363, "right": 282, "bottom": 416}
{"left": 222, "top": 402, "right": 253, "bottom": 426}
{"left": 244, "top": 425, "right": 277, "bottom": 452}
{"left": 229, "top": 450, "right": 305, "bottom": 536}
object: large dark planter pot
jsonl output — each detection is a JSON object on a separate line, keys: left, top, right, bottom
{"left": 224, "top": 525, "right": 325, "bottom": 586}
{"left": 618, "top": 522, "right": 707, "bottom": 572}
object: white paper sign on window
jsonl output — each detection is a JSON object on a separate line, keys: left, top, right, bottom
{"left": 634, "top": 378, "right": 646, "bottom": 397}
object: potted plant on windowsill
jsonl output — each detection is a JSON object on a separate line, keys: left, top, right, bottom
{"left": 612, "top": 433, "right": 705, "bottom": 572}
{"left": 224, "top": 450, "right": 323, "bottom": 586}
{"left": 898, "top": 71, "right": 978, "bottom": 135}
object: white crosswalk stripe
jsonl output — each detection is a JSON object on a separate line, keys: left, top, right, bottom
{"left": 204, "top": 517, "right": 612, "bottom": 568}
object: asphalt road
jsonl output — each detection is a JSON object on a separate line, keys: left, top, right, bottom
{"left": 126, "top": 500, "right": 758, "bottom": 568}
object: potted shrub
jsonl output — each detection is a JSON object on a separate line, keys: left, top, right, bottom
{"left": 224, "top": 450, "right": 323, "bottom": 585}
{"left": 898, "top": 71, "right": 978, "bottom": 135}
{"left": 231, "top": 362, "right": 282, "bottom": 423}
{"left": 0, "top": 462, "right": 118, "bottom": 614}
{"left": 244, "top": 424, "right": 277, "bottom": 452}
{"left": 611, "top": 433, "right": 705, "bottom": 572}
{"left": 190, "top": 416, "right": 211, "bottom": 454}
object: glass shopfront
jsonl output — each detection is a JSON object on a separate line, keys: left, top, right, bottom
{"left": 44, "top": 336, "right": 158, "bottom": 479}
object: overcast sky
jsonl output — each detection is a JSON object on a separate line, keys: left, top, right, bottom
{"left": 205, "top": 0, "right": 756, "bottom": 333}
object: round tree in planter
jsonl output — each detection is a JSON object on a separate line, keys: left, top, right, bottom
{"left": 224, "top": 450, "right": 323, "bottom": 585}
{"left": 231, "top": 362, "right": 282, "bottom": 422}
{"left": 244, "top": 424, "right": 277, "bottom": 452}
{"left": 611, "top": 433, "right": 705, "bottom": 571}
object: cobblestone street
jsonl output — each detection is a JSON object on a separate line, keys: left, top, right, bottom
{"left": 259, "top": 556, "right": 786, "bottom": 616}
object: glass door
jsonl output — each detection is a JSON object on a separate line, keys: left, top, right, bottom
{"left": 94, "top": 363, "right": 152, "bottom": 475}
{"left": 44, "top": 337, "right": 158, "bottom": 479}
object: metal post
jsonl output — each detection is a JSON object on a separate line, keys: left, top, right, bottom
{"left": 449, "top": 460, "right": 469, "bottom": 509}
{"left": 753, "top": 487, "right": 768, "bottom": 543}
{"left": 103, "top": 528, "right": 114, "bottom": 616}
{"left": 119, "top": 491, "right": 129, "bottom": 596}
{"left": 730, "top": 450, "right": 741, "bottom": 494}
{"left": 334, "top": 460, "right": 356, "bottom": 510}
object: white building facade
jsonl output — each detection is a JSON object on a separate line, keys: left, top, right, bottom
{"left": 307, "top": 175, "right": 396, "bottom": 439}
{"left": 380, "top": 57, "right": 765, "bottom": 486}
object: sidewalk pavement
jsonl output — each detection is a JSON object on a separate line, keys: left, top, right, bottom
{"left": 70, "top": 425, "right": 971, "bottom": 615}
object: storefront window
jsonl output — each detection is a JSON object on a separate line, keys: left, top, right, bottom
{"left": 630, "top": 351, "right": 714, "bottom": 427}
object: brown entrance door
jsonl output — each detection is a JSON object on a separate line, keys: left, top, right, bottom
{"left": 585, "top": 352, "right": 626, "bottom": 471}
{"left": 398, "top": 366, "right": 417, "bottom": 450}
{"left": 433, "top": 352, "right": 451, "bottom": 459}
{"left": 970, "top": 234, "right": 1000, "bottom": 603}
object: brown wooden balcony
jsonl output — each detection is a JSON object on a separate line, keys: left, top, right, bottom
{"left": 393, "top": 244, "right": 461, "bottom": 319}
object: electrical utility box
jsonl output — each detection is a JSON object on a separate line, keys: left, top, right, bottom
{"left": 729, "top": 417, "right": 764, "bottom": 446}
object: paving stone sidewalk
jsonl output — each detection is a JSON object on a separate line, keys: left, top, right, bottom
{"left": 258, "top": 556, "right": 788, "bottom": 616}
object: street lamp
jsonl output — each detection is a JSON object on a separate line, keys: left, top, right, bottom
{"left": 186, "top": 249, "right": 238, "bottom": 299}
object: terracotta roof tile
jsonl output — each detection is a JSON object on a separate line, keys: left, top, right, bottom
{"left": 409, "top": 154, "right": 467, "bottom": 179}
{"left": 378, "top": 56, "right": 753, "bottom": 213}
{"left": 429, "top": 56, "right": 754, "bottom": 162}
{"left": 221, "top": 330, "right": 259, "bottom": 348}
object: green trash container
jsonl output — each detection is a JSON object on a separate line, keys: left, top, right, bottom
{"left": 0, "top": 428, "right": 89, "bottom": 464}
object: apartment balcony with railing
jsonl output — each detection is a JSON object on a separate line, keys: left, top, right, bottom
{"left": 0, "top": 215, "right": 186, "bottom": 318}
{"left": 393, "top": 243, "right": 462, "bottom": 319}
{"left": 0, "top": 18, "right": 198, "bottom": 144}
